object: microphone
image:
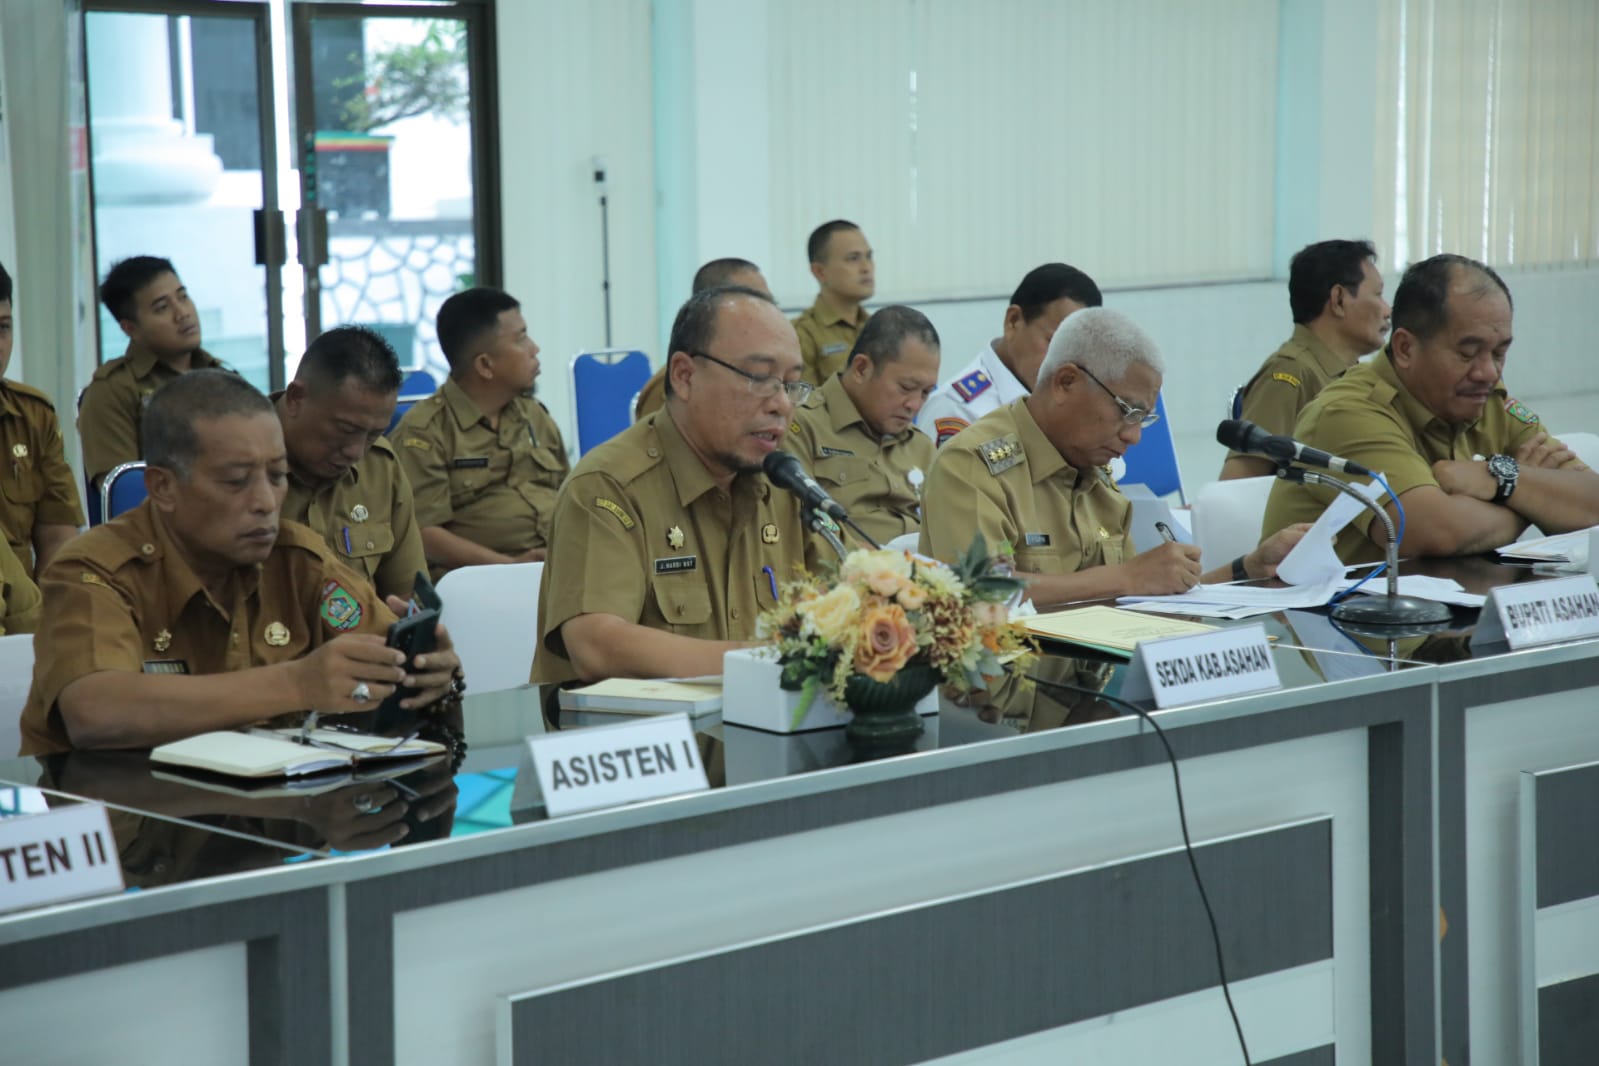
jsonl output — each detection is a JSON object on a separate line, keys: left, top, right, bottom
{"left": 762, "top": 450, "right": 849, "bottom": 520}
{"left": 1216, "top": 419, "right": 1373, "bottom": 477}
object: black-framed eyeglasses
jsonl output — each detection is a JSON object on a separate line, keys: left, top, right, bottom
{"left": 690, "top": 351, "right": 813, "bottom": 403}
{"left": 1074, "top": 364, "right": 1161, "bottom": 429}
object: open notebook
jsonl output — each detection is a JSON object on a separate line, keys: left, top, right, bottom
{"left": 151, "top": 727, "right": 446, "bottom": 779}
{"left": 1025, "top": 605, "right": 1218, "bottom": 657}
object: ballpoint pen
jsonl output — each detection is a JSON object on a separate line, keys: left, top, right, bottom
{"left": 762, "top": 565, "right": 779, "bottom": 601}
{"left": 1155, "top": 521, "right": 1177, "bottom": 544}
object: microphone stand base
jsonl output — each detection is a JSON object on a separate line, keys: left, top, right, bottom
{"left": 1330, "top": 594, "right": 1452, "bottom": 627}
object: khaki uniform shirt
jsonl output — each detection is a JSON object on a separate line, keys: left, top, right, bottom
{"left": 280, "top": 436, "right": 427, "bottom": 601}
{"left": 633, "top": 367, "right": 667, "bottom": 420}
{"left": 19, "top": 503, "right": 392, "bottom": 755}
{"left": 391, "top": 377, "right": 569, "bottom": 578}
{"left": 793, "top": 297, "right": 870, "bottom": 385}
{"left": 531, "top": 406, "right": 823, "bottom": 687}
{"left": 1228, "top": 325, "right": 1351, "bottom": 455}
{"left": 1, "top": 535, "right": 41, "bottom": 635}
{"left": 1261, "top": 355, "right": 1582, "bottom": 564}
{"left": 918, "top": 399, "right": 1134, "bottom": 573}
{"left": 787, "top": 373, "right": 934, "bottom": 545}
{"left": 78, "top": 342, "right": 230, "bottom": 486}
{"left": 0, "top": 378, "right": 85, "bottom": 573}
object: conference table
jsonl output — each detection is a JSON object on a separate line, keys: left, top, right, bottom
{"left": 1, "top": 556, "right": 1596, "bottom": 1066}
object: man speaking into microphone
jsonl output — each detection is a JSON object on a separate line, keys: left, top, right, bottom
{"left": 532, "top": 286, "right": 827, "bottom": 687}
{"left": 1261, "top": 254, "right": 1599, "bottom": 565}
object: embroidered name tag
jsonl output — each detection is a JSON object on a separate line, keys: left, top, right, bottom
{"left": 452, "top": 457, "right": 490, "bottom": 469}
{"left": 142, "top": 660, "right": 190, "bottom": 675}
{"left": 655, "top": 555, "right": 698, "bottom": 575}
{"left": 820, "top": 447, "right": 855, "bottom": 457}
{"left": 1023, "top": 533, "right": 1051, "bottom": 547}
{"left": 822, "top": 343, "right": 847, "bottom": 355}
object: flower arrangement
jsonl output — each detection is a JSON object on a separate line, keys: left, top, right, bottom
{"left": 756, "top": 535, "right": 1034, "bottom": 724}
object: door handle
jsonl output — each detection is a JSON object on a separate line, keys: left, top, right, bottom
{"left": 253, "top": 209, "right": 287, "bottom": 267}
{"left": 296, "top": 209, "right": 329, "bottom": 271}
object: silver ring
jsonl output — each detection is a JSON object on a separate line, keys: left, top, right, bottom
{"left": 351, "top": 681, "right": 372, "bottom": 703}
{"left": 352, "top": 793, "right": 374, "bottom": 813}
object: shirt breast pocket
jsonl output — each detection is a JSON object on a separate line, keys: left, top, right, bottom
{"left": 447, "top": 460, "right": 494, "bottom": 507}
{"left": 652, "top": 577, "right": 712, "bottom": 631}
{"left": 1015, "top": 546, "right": 1062, "bottom": 575}
{"left": 340, "top": 523, "right": 395, "bottom": 574}
{"left": 811, "top": 454, "right": 857, "bottom": 489}
{"left": 0, "top": 464, "right": 43, "bottom": 506}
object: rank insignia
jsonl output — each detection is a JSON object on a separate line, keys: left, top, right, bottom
{"left": 153, "top": 629, "right": 172, "bottom": 653}
{"left": 10, "top": 443, "right": 26, "bottom": 459}
{"left": 934, "top": 417, "right": 970, "bottom": 444}
{"left": 951, "top": 370, "right": 992, "bottom": 403}
{"left": 667, "top": 525, "right": 686, "bottom": 549}
{"left": 265, "top": 622, "right": 291, "bottom": 647}
{"left": 1504, "top": 398, "right": 1539, "bottom": 425}
{"left": 761, "top": 523, "right": 780, "bottom": 544}
{"left": 791, "top": 421, "right": 801, "bottom": 434}
{"left": 319, "top": 580, "right": 363, "bottom": 632}
{"left": 350, "top": 504, "right": 369, "bottom": 523}
{"left": 979, "top": 435, "right": 1023, "bottom": 476}
{"left": 1271, "top": 372, "right": 1301, "bottom": 389}
{"left": 594, "top": 497, "right": 635, "bottom": 530}
{"left": 402, "top": 437, "right": 431, "bottom": 450}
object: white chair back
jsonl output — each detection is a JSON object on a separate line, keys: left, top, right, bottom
{"left": 1191, "top": 476, "right": 1276, "bottom": 571}
{"left": 435, "top": 562, "right": 544, "bottom": 694}
{"left": 1557, "top": 431, "right": 1599, "bottom": 470}
{"left": 0, "top": 633, "right": 35, "bottom": 757}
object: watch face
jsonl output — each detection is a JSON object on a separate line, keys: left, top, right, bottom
{"left": 1488, "top": 454, "right": 1519, "bottom": 478}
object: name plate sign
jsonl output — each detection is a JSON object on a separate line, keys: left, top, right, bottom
{"left": 529, "top": 713, "right": 710, "bottom": 817}
{"left": 1471, "top": 574, "right": 1599, "bottom": 651}
{"left": 1121, "top": 623, "right": 1282, "bottom": 708}
{"left": 0, "top": 801, "right": 124, "bottom": 915}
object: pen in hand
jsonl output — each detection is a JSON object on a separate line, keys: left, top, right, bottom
{"left": 1155, "top": 521, "right": 1177, "bottom": 544}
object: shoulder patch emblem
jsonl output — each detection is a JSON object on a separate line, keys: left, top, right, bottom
{"left": 1271, "top": 372, "right": 1302, "bottom": 388}
{"left": 1504, "top": 398, "right": 1539, "bottom": 425}
{"left": 934, "top": 416, "right": 970, "bottom": 445}
{"left": 402, "top": 437, "right": 431, "bottom": 450}
{"left": 318, "top": 580, "right": 363, "bottom": 632}
{"left": 951, "top": 370, "right": 992, "bottom": 403}
{"left": 978, "top": 434, "right": 1024, "bottom": 476}
{"left": 594, "top": 496, "right": 636, "bottom": 530}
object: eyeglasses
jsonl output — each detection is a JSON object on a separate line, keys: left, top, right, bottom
{"left": 1074, "top": 364, "right": 1161, "bottom": 428}
{"left": 690, "top": 351, "right": 813, "bottom": 403}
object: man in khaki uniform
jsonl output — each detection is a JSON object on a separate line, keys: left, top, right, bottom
{"left": 1262, "top": 254, "right": 1599, "bottom": 565}
{"left": 276, "top": 325, "right": 427, "bottom": 600}
{"left": 921, "top": 308, "right": 1305, "bottom": 605}
{"left": 1222, "top": 240, "right": 1393, "bottom": 479}
{"left": 79, "top": 256, "right": 231, "bottom": 488}
{"left": 788, "top": 305, "right": 938, "bottom": 546}
{"left": 635, "top": 258, "right": 771, "bottom": 421}
{"left": 532, "top": 284, "right": 823, "bottom": 687}
{"left": 20, "top": 370, "right": 462, "bottom": 756}
{"left": 793, "top": 220, "right": 874, "bottom": 385}
{"left": 392, "top": 288, "right": 568, "bottom": 579}
{"left": 0, "top": 262, "right": 84, "bottom": 574}
{"left": 0, "top": 535, "right": 40, "bottom": 635}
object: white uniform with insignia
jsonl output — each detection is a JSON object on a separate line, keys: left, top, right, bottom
{"left": 916, "top": 343, "right": 1031, "bottom": 446}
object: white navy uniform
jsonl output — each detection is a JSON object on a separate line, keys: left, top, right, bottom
{"left": 916, "top": 343, "right": 1030, "bottom": 446}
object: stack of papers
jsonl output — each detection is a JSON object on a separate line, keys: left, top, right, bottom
{"left": 1337, "top": 574, "right": 1484, "bottom": 608}
{"left": 558, "top": 677, "right": 724, "bottom": 716}
{"left": 1120, "top": 579, "right": 1343, "bottom": 620}
{"left": 1497, "top": 526, "right": 1597, "bottom": 569}
{"left": 1025, "top": 605, "right": 1217, "bottom": 656}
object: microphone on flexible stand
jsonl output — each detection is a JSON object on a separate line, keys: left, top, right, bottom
{"left": 1216, "top": 419, "right": 1450, "bottom": 627}
{"left": 762, "top": 450, "right": 881, "bottom": 557}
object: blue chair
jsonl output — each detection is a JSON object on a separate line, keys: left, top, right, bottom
{"left": 1120, "top": 395, "right": 1184, "bottom": 502}
{"left": 569, "top": 349, "right": 651, "bottom": 456}
{"left": 388, "top": 368, "right": 438, "bottom": 433}
{"left": 85, "top": 475, "right": 102, "bottom": 526}
{"left": 101, "top": 461, "right": 149, "bottom": 521}
{"left": 1229, "top": 383, "right": 1246, "bottom": 420}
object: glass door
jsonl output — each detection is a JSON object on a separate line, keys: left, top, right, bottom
{"left": 291, "top": 2, "right": 497, "bottom": 383}
{"left": 82, "top": 1, "right": 286, "bottom": 391}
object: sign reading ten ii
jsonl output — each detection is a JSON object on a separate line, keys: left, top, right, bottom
{"left": 0, "top": 799, "right": 125, "bottom": 915}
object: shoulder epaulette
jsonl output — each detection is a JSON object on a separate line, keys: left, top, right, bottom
{"left": 977, "top": 434, "right": 1023, "bottom": 476}
{"left": 2, "top": 380, "right": 59, "bottom": 409}
{"left": 951, "top": 370, "right": 992, "bottom": 403}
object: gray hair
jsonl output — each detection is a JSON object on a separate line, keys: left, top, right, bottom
{"left": 1035, "top": 306, "right": 1164, "bottom": 388}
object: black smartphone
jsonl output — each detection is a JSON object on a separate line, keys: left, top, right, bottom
{"left": 373, "top": 571, "right": 444, "bottom": 726}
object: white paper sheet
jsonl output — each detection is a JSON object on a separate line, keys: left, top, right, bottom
{"left": 1276, "top": 478, "right": 1386, "bottom": 585}
{"left": 1335, "top": 573, "right": 1485, "bottom": 608}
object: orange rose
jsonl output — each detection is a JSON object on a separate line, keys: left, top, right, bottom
{"left": 853, "top": 602, "right": 919, "bottom": 682}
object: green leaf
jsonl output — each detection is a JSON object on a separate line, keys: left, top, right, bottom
{"left": 790, "top": 676, "right": 819, "bottom": 731}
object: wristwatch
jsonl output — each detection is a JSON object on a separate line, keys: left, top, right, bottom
{"left": 1486, "top": 453, "right": 1519, "bottom": 504}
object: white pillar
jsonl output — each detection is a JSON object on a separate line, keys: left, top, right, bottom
{"left": 86, "top": 12, "right": 220, "bottom": 203}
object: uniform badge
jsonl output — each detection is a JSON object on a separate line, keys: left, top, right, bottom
{"left": 1271, "top": 372, "right": 1302, "bottom": 389}
{"left": 761, "top": 523, "right": 780, "bottom": 544}
{"left": 153, "top": 629, "right": 172, "bottom": 653}
{"left": 934, "top": 417, "right": 969, "bottom": 445}
{"left": 790, "top": 421, "right": 801, "bottom": 434}
{"left": 1024, "top": 533, "right": 1051, "bottom": 547}
{"left": 10, "top": 443, "right": 26, "bottom": 459}
{"left": 350, "top": 504, "right": 369, "bottom": 523}
{"left": 822, "top": 342, "right": 847, "bottom": 355}
{"left": 979, "top": 435, "right": 1023, "bottom": 476}
{"left": 402, "top": 437, "right": 431, "bottom": 450}
{"left": 1097, "top": 527, "right": 1111, "bottom": 540}
{"left": 951, "top": 370, "right": 992, "bottom": 403}
{"left": 667, "top": 525, "right": 686, "bottom": 549}
{"left": 820, "top": 447, "right": 855, "bottom": 457}
{"left": 594, "top": 497, "right": 635, "bottom": 530}
{"left": 907, "top": 467, "right": 925, "bottom": 495}
{"left": 264, "top": 622, "right": 291, "bottom": 647}
{"left": 1504, "top": 397, "right": 1539, "bottom": 425}
{"left": 319, "top": 580, "right": 363, "bottom": 632}
{"left": 655, "top": 555, "right": 698, "bottom": 574}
